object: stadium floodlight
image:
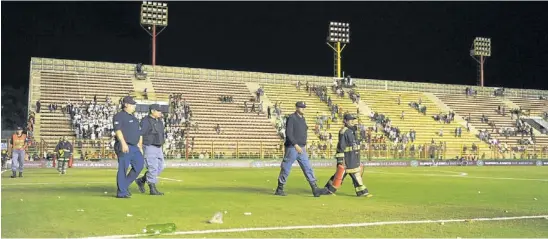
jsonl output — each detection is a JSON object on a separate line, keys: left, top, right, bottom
{"left": 470, "top": 37, "right": 491, "bottom": 87}
{"left": 327, "top": 21, "right": 350, "bottom": 78}
{"left": 140, "top": 1, "right": 169, "bottom": 66}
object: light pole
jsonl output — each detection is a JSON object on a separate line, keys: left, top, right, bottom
{"left": 140, "top": 1, "right": 169, "bottom": 66}
{"left": 470, "top": 37, "right": 491, "bottom": 87}
{"left": 326, "top": 22, "right": 350, "bottom": 78}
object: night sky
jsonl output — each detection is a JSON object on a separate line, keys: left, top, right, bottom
{"left": 2, "top": 2, "right": 548, "bottom": 91}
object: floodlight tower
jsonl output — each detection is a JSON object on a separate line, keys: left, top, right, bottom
{"left": 470, "top": 37, "right": 491, "bottom": 87}
{"left": 327, "top": 22, "right": 350, "bottom": 78}
{"left": 140, "top": 1, "right": 169, "bottom": 66}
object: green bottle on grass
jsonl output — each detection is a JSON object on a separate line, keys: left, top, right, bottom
{"left": 143, "top": 223, "right": 177, "bottom": 234}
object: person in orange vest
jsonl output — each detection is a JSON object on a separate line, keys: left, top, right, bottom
{"left": 9, "top": 126, "right": 28, "bottom": 178}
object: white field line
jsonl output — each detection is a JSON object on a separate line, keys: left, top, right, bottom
{"left": 157, "top": 176, "right": 183, "bottom": 182}
{"left": 107, "top": 169, "right": 183, "bottom": 182}
{"left": 368, "top": 170, "right": 548, "bottom": 182}
{"left": 430, "top": 169, "right": 468, "bottom": 175}
{"left": 1, "top": 170, "right": 7, "bottom": 174}
{"left": 82, "top": 215, "right": 548, "bottom": 239}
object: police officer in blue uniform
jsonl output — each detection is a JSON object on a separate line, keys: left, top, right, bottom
{"left": 136, "top": 104, "right": 166, "bottom": 195}
{"left": 274, "top": 101, "right": 323, "bottom": 197}
{"left": 113, "top": 96, "right": 144, "bottom": 198}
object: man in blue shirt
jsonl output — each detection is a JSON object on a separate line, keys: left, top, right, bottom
{"left": 113, "top": 96, "right": 144, "bottom": 198}
{"left": 275, "top": 101, "right": 323, "bottom": 197}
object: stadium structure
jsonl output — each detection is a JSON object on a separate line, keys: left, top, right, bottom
{"left": 24, "top": 57, "right": 548, "bottom": 162}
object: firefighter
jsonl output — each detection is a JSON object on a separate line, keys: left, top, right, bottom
{"left": 320, "top": 114, "right": 372, "bottom": 197}
{"left": 54, "top": 136, "right": 73, "bottom": 174}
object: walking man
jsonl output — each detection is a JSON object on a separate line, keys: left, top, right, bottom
{"left": 113, "top": 96, "right": 144, "bottom": 198}
{"left": 54, "top": 136, "right": 73, "bottom": 175}
{"left": 320, "top": 114, "right": 372, "bottom": 197}
{"left": 9, "top": 126, "right": 27, "bottom": 178}
{"left": 275, "top": 101, "right": 323, "bottom": 197}
{"left": 136, "top": 104, "right": 166, "bottom": 195}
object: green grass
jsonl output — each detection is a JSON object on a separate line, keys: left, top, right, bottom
{"left": 2, "top": 167, "right": 548, "bottom": 238}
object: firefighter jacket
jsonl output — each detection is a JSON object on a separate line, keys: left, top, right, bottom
{"left": 334, "top": 126, "right": 361, "bottom": 170}
{"left": 55, "top": 141, "right": 73, "bottom": 158}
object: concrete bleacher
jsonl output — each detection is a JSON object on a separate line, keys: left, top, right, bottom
{"left": 151, "top": 77, "right": 281, "bottom": 158}
{"left": 28, "top": 57, "right": 548, "bottom": 159}
{"left": 36, "top": 71, "right": 134, "bottom": 156}
{"left": 508, "top": 97, "right": 548, "bottom": 116}
{"left": 357, "top": 90, "right": 490, "bottom": 157}
{"left": 435, "top": 94, "right": 548, "bottom": 148}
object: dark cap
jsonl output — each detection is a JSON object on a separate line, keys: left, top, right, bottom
{"left": 16, "top": 126, "right": 23, "bottom": 130}
{"left": 295, "top": 101, "right": 307, "bottom": 108}
{"left": 122, "top": 96, "right": 137, "bottom": 105}
{"left": 344, "top": 114, "right": 357, "bottom": 121}
{"left": 149, "top": 104, "right": 161, "bottom": 112}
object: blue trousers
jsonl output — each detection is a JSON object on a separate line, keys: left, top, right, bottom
{"left": 116, "top": 145, "right": 144, "bottom": 197}
{"left": 277, "top": 146, "right": 317, "bottom": 185}
{"left": 11, "top": 149, "right": 25, "bottom": 172}
{"left": 143, "top": 145, "right": 165, "bottom": 184}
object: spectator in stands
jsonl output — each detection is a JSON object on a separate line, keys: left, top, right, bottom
{"left": 244, "top": 101, "right": 248, "bottom": 112}
{"left": 258, "top": 101, "right": 264, "bottom": 115}
{"left": 267, "top": 106, "right": 271, "bottom": 119}
{"left": 36, "top": 100, "right": 41, "bottom": 113}
{"left": 215, "top": 124, "right": 221, "bottom": 134}
{"left": 135, "top": 63, "right": 147, "bottom": 79}
{"left": 256, "top": 87, "right": 264, "bottom": 101}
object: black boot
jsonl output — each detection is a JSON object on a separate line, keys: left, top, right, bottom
{"left": 18, "top": 172, "right": 23, "bottom": 178}
{"left": 310, "top": 182, "right": 324, "bottom": 197}
{"left": 149, "top": 183, "right": 164, "bottom": 196}
{"left": 10, "top": 171, "right": 16, "bottom": 178}
{"left": 274, "top": 183, "right": 286, "bottom": 196}
{"left": 136, "top": 176, "right": 146, "bottom": 193}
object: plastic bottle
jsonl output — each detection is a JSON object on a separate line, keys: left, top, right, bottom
{"left": 143, "top": 223, "right": 177, "bottom": 234}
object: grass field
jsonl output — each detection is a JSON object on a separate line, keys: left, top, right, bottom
{"left": 2, "top": 166, "right": 548, "bottom": 238}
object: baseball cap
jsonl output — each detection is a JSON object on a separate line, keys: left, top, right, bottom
{"left": 122, "top": 96, "right": 137, "bottom": 105}
{"left": 295, "top": 101, "right": 307, "bottom": 108}
{"left": 344, "top": 114, "right": 357, "bottom": 121}
{"left": 16, "top": 126, "right": 23, "bottom": 130}
{"left": 149, "top": 104, "right": 161, "bottom": 111}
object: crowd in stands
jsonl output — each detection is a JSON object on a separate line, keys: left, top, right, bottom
{"left": 164, "top": 94, "right": 193, "bottom": 157}
{"left": 70, "top": 96, "right": 118, "bottom": 140}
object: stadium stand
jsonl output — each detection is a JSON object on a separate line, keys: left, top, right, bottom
{"left": 36, "top": 71, "right": 133, "bottom": 157}
{"left": 435, "top": 94, "right": 548, "bottom": 157}
{"left": 507, "top": 97, "right": 548, "bottom": 116}
{"left": 27, "top": 57, "right": 548, "bottom": 160}
{"left": 358, "top": 90, "right": 490, "bottom": 158}
{"left": 151, "top": 77, "right": 282, "bottom": 159}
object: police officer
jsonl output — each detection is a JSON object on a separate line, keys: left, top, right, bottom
{"left": 320, "top": 114, "right": 372, "bottom": 197}
{"left": 135, "top": 104, "right": 166, "bottom": 195}
{"left": 9, "top": 126, "right": 27, "bottom": 178}
{"left": 54, "top": 136, "right": 73, "bottom": 175}
{"left": 274, "top": 101, "right": 323, "bottom": 197}
{"left": 113, "top": 96, "right": 144, "bottom": 198}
